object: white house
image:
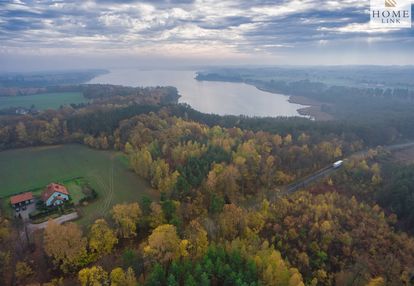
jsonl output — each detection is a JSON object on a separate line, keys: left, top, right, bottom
{"left": 41, "top": 183, "right": 70, "bottom": 207}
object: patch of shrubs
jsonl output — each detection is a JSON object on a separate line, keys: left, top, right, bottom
{"left": 30, "top": 201, "right": 74, "bottom": 221}
{"left": 79, "top": 186, "right": 98, "bottom": 204}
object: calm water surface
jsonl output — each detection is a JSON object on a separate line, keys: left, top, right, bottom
{"left": 88, "top": 69, "right": 307, "bottom": 117}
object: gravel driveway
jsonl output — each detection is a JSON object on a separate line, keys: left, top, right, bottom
{"left": 26, "top": 212, "right": 79, "bottom": 234}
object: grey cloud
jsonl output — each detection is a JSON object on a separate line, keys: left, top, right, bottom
{"left": 0, "top": 0, "right": 412, "bottom": 65}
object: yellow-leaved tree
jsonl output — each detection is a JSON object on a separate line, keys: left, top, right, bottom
{"left": 44, "top": 221, "right": 88, "bottom": 273}
{"left": 78, "top": 266, "right": 108, "bottom": 286}
{"left": 144, "top": 224, "right": 188, "bottom": 264}
{"left": 110, "top": 267, "right": 137, "bottom": 286}
{"left": 14, "top": 261, "right": 34, "bottom": 285}
{"left": 89, "top": 219, "right": 118, "bottom": 257}
{"left": 218, "top": 204, "right": 244, "bottom": 240}
{"left": 185, "top": 220, "right": 209, "bottom": 259}
{"left": 254, "top": 241, "right": 304, "bottom": 286}
{"left": 366, "top": 277, "right": 385, "bottom": 286}
{"left": 111, "top": 203, "right": 142, "bottom": 239}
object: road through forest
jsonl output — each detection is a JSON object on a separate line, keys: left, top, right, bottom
{"left": 263, "top": 140, "right": 414, "bottom": 204}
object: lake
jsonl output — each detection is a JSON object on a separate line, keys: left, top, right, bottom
{"left": 88, "top": 69, "right": 308, "bottom": 117}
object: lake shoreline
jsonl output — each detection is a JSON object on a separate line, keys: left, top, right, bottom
{"left": 288, "top": 95, "right": 334, "bottom": 121}
{"left": 241, "top": 83, "right": 334, "bottom": 121}
{"left": 197, "top": 76, "right": 333, "bottom": 121}
{"left": 90, "top": 69, "right": 307, "bottom": 118}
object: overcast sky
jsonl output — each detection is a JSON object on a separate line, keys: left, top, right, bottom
{"left": 0, "top": 0, "right": 413, "bottom": 71}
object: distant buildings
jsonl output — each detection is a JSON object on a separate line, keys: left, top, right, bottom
{"left": 15, "top": 107, "right": 29, "bottom": 115}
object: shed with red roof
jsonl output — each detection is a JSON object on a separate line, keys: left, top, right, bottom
{"left": 10, "top": 192, "right": 34, "bottom": 208}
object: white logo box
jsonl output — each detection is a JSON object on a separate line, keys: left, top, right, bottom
{"left": 370, "top": 0, "right": 412, "bottom": 28}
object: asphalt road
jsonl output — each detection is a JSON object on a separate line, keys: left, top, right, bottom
{"left": 271, "top": 140, "right": 414, "bottom": 200}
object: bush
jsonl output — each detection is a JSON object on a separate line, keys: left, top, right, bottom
{"left": 29, "top": 208, "right": 56, "bottom": 220}
{"left": 79, "top": 186, "right": 98, "bottom": 204}
{"left": 29, "top": 201, "right": 74, "bottom": 220}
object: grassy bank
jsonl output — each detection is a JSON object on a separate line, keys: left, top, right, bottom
{"left": 0, "top": 92, "right": 87, "bottom": 110}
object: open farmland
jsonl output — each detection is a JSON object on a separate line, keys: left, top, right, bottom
{"left": 0, "top": 144, "right": 156, "bottom": 225}
{"left": 0, "top": 92, "right": 87, "bottom": 110}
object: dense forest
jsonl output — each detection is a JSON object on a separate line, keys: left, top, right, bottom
{"left": 1, "top": 83, "right": 414, "bottom": 285}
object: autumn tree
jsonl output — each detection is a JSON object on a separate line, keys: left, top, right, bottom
{"left": 185, "top": 220, "right": 209, "bottom": 259}
{"left": 245, "top": 210, "right": 265, "bottom": 236}
{"left": 14, "top": 261, "right": 34, "bottom": 285}
{"left": 44, "top": 221, "right": 88, "bottom": 273}
{"left": 83, "top": 135, "right": 96, "bottom": 148}
{"left": 124, "top": 142, "right": 134, "bottom": 154}
{"left": 283, "top": 134, "right": 292, "bottom": 145}
{"left": 89, "top": 219, "right": 118, "bottom": 257}
{"left": 15, "top": 122, "right": 28, "bottom": 143}
{"left": 206, "top": 163, "right": 240, "bottom": 202}
{"left": 150, "top": 159, "right": 179, "bottom": 193}
{"left": 150, "top": 159, "right": 170, "bottom": 188}
{"left": 149, "top": 202, "right": 166, "bottom": 229}
{"left": 370, "top": 163, "right": 382, "bottom": 185}
{"left": 130, "top": 146, "right": 153, "bottom": 179}
{"left": 232, "top": 140, "right": 261, "bottom": 193}
{"left": 111, "top": 203, "right": 142, "bottom": 239}
{"left": 263, "top": 191, "right": 414, "bottom": 284}
{"left": 298, "top": 132, "right": 309, "bottom": 144}
{"left": 144, "top": 224, "right": 188, "bottom": 264}
{"left": 171, "top": 140, "right": 207, "bottom": 166}
{"left": 110, "top": 267, "right": 137, "bottom": 286}
{"left": 39, "top": 117, "right": 61, "bottom": 144}
{"left": 78, "top": 266, "right": 108, "bottom": 286}
{"left": 251, "top": 241, "right": 304, "bottom": 286}
{"left": 43, "top": 278, "right": 64, "bottom": 286}
{"left": 366, "top": 277, "right": 385, "bottom": 286}
{"left": 272, "top": 134, "right": 283, "bottom": 147}
{"left": 0, "top": 218, "right": 12, "bottom": 285}
{"left": 159, "top": 171, "right": 179, "bottom": 194}
{"left": 275, "top": 170, "right": 294, "bottom": 185}
{"left": 218, "top": 204, "right": 244, "bottom": 240}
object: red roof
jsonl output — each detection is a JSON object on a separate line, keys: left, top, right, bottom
{"left": 10, "top": 192, "right": 33, "bottom": 205}
{"left": 41, "top": 183, "right": 69, "bottom": 201}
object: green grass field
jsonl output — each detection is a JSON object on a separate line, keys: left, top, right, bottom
{"left": 0, "top": 144, "right": 157, "bottom": 225}
{"left": 65, "top": 179, "right": 86, "bottom": 205}
{"left": 0, "top": 92, "right": 87, "bottom": 110}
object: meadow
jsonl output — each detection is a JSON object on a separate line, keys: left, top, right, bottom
{"left": 0, "top": 144, "right": 157, "bottom": 225}
{"left": 0, "top": 92, "right": 87, "bottom": 110}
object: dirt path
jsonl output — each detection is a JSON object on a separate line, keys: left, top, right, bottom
{"left": 103, "top": 156, "right": 115, "bottom": 214}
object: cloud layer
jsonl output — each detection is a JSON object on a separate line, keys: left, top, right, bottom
{"left": 0, "top": 0, "right": 413, "bottom": 68}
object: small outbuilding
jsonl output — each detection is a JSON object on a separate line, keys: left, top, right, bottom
{"left": 41, "top": 183, "right": 70, "bottom": 207}
{"left": 10, "top": 192, "right": 34, "bottom": 208}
